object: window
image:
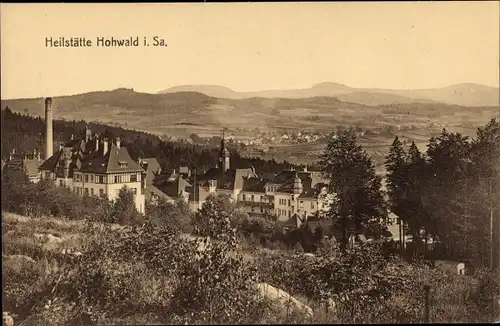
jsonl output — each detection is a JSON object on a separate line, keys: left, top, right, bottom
{"left": 59, "top": 180, "right": 64, "bottom": 187}
{"left": 45, "top": 172, "right": 51, "bottom": 179}
{"left": 118, "top": 161, "right": 128, "bottom": 168}
{"left": 260, "top": 207, "right": 264, "bottom": 213}
{"left": 84, "top": 174, "right": 89, "bottom": 183}
{"left": 130, "top": 174, "right": 137, "bottom": 182}
{"left": 75, "top": 173, "right": 81, "bottom": 182}
{"left": 90, "top": 188, "right": 94, "bottom": 196}
{"left": 84, "top": 188, "right": 89, "bottom": 196}
{"left": 242, "top": 194, "right": 246, "bottom": 201}
{"left": 288, "top": 199, "right": 291, "bottom": 206}
{"left": 311, "top": 203, "right": 315, "bottom": 209}
{"left": 251, "top": 195, "right": 254, "bottom": 201}
{"left": 96, "top": 175, "right": 104, "bottom": 184}
{"left": 114, "top": 175, "right": 119, "bottom": 183}
{"left": 90, "top": 175, "right": 94, "bottom": 183}
{"left": 99, "top": 189, "right": 104, "bottom": 197}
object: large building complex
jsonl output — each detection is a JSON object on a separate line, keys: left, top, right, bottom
{"left": 37, "top": 98, "right": 146, "bottom": 214}
{"left": 149, "top": 132, "right": 332, "bottom": 227}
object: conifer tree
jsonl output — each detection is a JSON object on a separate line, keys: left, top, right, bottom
{"left": 318, "top": 129, "right": 386, "bottom": 247}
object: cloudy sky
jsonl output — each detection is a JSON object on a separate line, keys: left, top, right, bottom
{"left": 1, "top": 2, "right": 499, "bottom": 99}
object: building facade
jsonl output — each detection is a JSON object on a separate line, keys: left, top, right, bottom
{"left": 39, "top": 131, "right": 147, "bottom": 214}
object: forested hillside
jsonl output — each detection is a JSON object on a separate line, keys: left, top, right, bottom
{"left": 0, "top": 107, "right": 296, "bottom": 177}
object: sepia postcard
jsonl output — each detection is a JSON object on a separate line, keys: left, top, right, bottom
{"left": 1, "top": 2, "right": 499, "bottom": 325}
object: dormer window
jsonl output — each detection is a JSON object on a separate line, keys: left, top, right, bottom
{"left": 118, "top": 161, "right": 128, "bottom": 168}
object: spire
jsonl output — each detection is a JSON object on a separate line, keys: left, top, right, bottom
{"left": 219, "top": 128, "right": 230, "bottom": 172}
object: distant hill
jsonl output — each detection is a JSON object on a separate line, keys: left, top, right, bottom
{"left": 2, "top": 88, "right": 498, "bottom": 140}
{"left": 159, "top": 82, "right": 499, "bottom": 107}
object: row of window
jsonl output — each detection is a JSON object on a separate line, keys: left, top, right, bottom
{"left": 75, "top": 187, "right": 105, "bottom": 197}
{"left": 250, "top": 206, "right": 265, "bottom": 213}
{"left": 278, "top": 198, "right": 288, "bottom": 205}
{"left": 74, "top": 187, "right": 138, "bottom": 197}
{"left": 242, "top": 194, "right": 264, "bottom": 202}
{"left": 74, "top": 173, "right": 139, "bottom": 184}
{"left": 276, "top": 209, "right": 292, "bottom": 218}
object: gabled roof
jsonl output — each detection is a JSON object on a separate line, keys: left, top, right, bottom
{"left": 298, "top": 183, "right": 327, "bottom": 199}
{"left": 147, "top": 185, "right": 174, "bottom": 201}
{"left": 141, "top": 157, "right": 161, "bottom": 186}
{"left": 242, "top": 177, "right": 269, "bottom": 192}
{"left": 81, "top": 143, "right": 144, "bottom": 173}
{"left": 153, "top": 174, "right": 192, "bottom": 199}
{"left": 267, "top": 169, "right": 327, "bottom": 194}
{"left": 196, "top": 167, "right": 257, "bottom": 191}
{"left": 39, "top": 141, "right": 144, "bottom": 175}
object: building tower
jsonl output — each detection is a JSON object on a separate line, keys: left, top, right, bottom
{"left": 44, "top": 97, "right": 53, "bottom": 160}
{"left": 219, "top": 129, "right": 230, "bottom": 173}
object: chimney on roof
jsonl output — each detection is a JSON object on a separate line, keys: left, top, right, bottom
{"left": 85, "top": 127, "right": 92, "bottom": 142}
{"left": 63, "top": 157, "right": 71, "bottom": 179}
{"left": 115, "top": 136, "right": 121, "bottom": 149}
{"left": 95, "top": 134, "right": 99, "bottom": 152}
{"left": 103, "top": 138, "right": 109, "bottom": 155}
{"left": 44, "top": 97, "right": 53, "bottom": 160}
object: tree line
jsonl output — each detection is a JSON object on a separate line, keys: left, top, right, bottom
{"left": 317, "top": 117, "right": 499, "bottom": 267}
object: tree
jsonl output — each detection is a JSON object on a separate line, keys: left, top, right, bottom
{"left": 385, "top": 136, "right": 408, "bottom": 219}
{"left": 147, "top": 198, "right": 194, "bottom": 233}
{"left": 109, "top": 186, "right": 142, "bottom": 224}
{"left": 424, "top": 130, "right": 472, "bottom": 259}
{"left": 318, "top": 129, "right": 386, "bottom": 248}
{"left": 193, "top": 194, "right": 240, "bottom": 243}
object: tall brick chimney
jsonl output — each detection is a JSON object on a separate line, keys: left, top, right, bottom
{"left": 44, "top": 97, "right": 53, "bottom": 159}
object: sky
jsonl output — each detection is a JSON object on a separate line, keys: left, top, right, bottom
{"left": 1, "top": 2, "right": 499, "bottom": 99}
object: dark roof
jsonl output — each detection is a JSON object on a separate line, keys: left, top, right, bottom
{"left": 242, "top": 177, "right": 269, "bottom": 192}
{"left": 267, "top": 169, "right": 326, "bottom": 194}
{"left": 83, "top": 144, "right": 144, "bottom": 173}
{"left": 140, "top": 157, "right": 161, "bottom": 186}
{"left": 153, "top": 174, "right": 192, "bottom": 199}
{"left": 298, "top": 183, "right": 327, "bottom": 199}
{"left": 147, "top": 185, "right": 174, "bottom": 201}
{"left": 195, "top": 167, "right": 257, "bottom": 191}
{"left": 40, "top": 138, "right": 144, "bottom": 175}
